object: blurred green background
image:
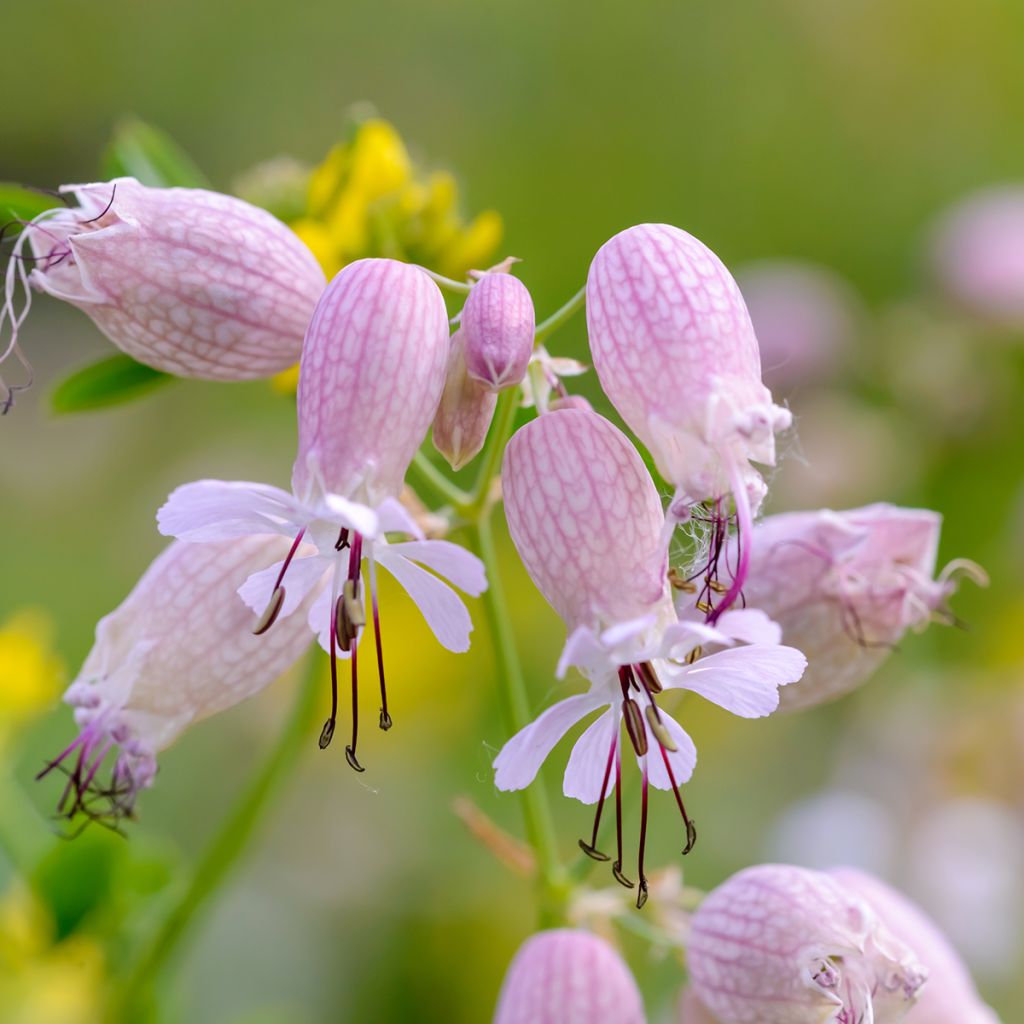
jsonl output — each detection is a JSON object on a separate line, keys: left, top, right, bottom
{"left": 2, "top": 0, "right": 1023, "bottom": 1020}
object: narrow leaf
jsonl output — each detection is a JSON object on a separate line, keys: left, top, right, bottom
{"left": 51, "top": 355, "right": 174, "bottom": 413}
{"left": 101, "top": 118, "right": 211, "bottom": 189}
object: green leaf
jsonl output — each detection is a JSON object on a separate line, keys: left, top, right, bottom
{"left": 101, "top": 118, "right": 211, "bottom": 189}
{"left": 51, "top": 355, "right": 174, "bottom": 413}
{"left": 0, "top": 182, "right": 62, "bottom": 228}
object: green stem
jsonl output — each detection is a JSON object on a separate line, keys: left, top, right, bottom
{"left": 534, "top": 286, "right": 585, "bottom": 344}
{"left": 467, "top": 389, "right": 519, "bottom": 518}
{"left": 467, "top": 515, "right": 566, "bottom": 922}
{"left": 410, "top": 449, "right": 471, "bottom": 508}
{"left": 112, "top": 650, "right": 322, "bottom": 1021}
{"left": 421, "top": 268, "right": 473, "bottom": 295}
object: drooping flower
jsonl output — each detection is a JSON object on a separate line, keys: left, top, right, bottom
{"left": 158, "top": 258, "right": 486, "bottom": 770}
{"left": 432, "top": 328, "right": 498, "bottom": 470}
{"left": 1, "top": 177, "right": 327, "bottom": 410}
{"left": 461, "top": 270, "right": 535, "bottom": 391}
{"left": 687, "top": 864, "right": 927, "bottom": 1024}
{"left": 492, "top": 407, "right": 806, "bottom": 904}
{"left": 493, "top": 929, "right": 646, "bottom": 1024}
{"left": 732, "top": 503, "right": 985, "bottom": 711}
{"left": 830, "top": 868, "right": 1001, "bottom": 1024}
{"left": 586, "top": 224, "right": 791, "bottom": 620}
{"left": 37, "top": 537, "right": 317, "bottom": 824}
{"left": 929, "top": 185, "right": 1024, "bottom": 328}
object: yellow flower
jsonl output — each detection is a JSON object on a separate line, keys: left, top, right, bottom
{"left": 0, "top": 885, "right": 106, "bottom": 1024}
{"left": 0, "top": 611, "right": 62, "bottom": 735}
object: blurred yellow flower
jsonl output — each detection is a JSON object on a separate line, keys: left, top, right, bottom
{"left": 271, "top": 117, "right": 502, "bottom": 394}
{"left": 0, "top": 885, "right": 105, "bottom": 1024}
{"left": 0, "top": 611, "right": 62, "bottom": 737}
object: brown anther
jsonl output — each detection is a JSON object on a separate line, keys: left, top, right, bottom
{"left": 668, "top": 568, "right": 697, "bottom": 593}
{"left": 345, "top": 745, "right": 365, "bottom": 772}
{"left": 252, "top": 585, "right": 285, "bottom": 635}
{"left": 634, "top": 661, "right": 662, "bottom": 695}
{"left": 636, "top": 877, "right": 649, "bottom": 909}
{"left": 696, "top": 600, "right": 713, "bottom": 614}
{"left": 708, "top": 579, "right": 729, "bottom": 594}
{"left": 335, "top": 581, "right": 364, "bottom": 651}
{"left": 622, "top": 698, "right": 648, "bottom": 757}
{"left": 682, "top": 818, "right": 697, "bottom": 855}
{"left": 578, "top": 839, "right": 610, "bottom": 862}
{"left": 685, "top": 645, "right": 703, "bottom": 665}
{"left": 318, "top": 718, "right": 335, "bottom": 749}
{"left": 344, "top": 579, "right": 366, "bottom": 627}
{"left": 644, "top": 705, "right": 678, "bottom": 751}
{"left": 612, "top": 860, "right": 634, "bottom": 888}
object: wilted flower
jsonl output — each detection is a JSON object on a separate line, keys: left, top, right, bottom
{"left": 831, "top": 868, "right": 1001, "bottom": 1024}
{"left": 493, "top": 929, "right": 645, "bottom": 1024}
{"left": 37, "top": 537, "right": 316, "bottom": 823}
{"left": 929, "top": 185, "right": 1024, "bottom": 328}
{"left": 586, "top": 224, "right": 790, "bottom": 620}
{"left": 735, "top": 502, "right": 985, "bottom": 711}
{"left": 1, "top": 177, "right": 327, "bottom": 409}
{"left": 432, "top": 328, "right": 498, "bottom": 470}
{"left": 521, "top": 343, "right": 588, "bottom": 414}
{"left": 493, "top": 407, "right": 805, "bottom": 904}
{"left": 461, "top": 270, "right": 535, "bottom": 391}
{"left": 688, "top": 864, "right": 927, "bottom": 1024}
{"left": 159, "top": 259, "right": 486, "bottom": 770}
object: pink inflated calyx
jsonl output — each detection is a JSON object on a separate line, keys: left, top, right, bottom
{"left": 0, "top": 177, "right": 327, "bottom": 408}
{"left": 461, "top": 270, "right": 535, "bottom": 391}
{"left": 493, "top": 929, "right": 646, "bottom": 1024}
{"left": 432, "top": 328, "right": 498, "bottom": 470}
{"left": 737, "top": 503, "right": 986, "bottom": 711}
{"left": 38, "top": 537, "right": 315, "bottom": 826}
{"left": 494, "top": 407, "right": 806, "bottom": 906}
{"left": 586, "top": 223, "right": 791, "bottom": 620}
{"left": 688, "top": 864, "right": 927, "bottom": 1024}
{"left": 159, "top": 258, "right": 487, "bottom": 772}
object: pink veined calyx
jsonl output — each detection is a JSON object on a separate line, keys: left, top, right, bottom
{"left": 158, "top": 258, "right": 487, "bottom": 771}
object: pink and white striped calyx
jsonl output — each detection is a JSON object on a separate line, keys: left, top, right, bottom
{"left": 158, "top": 259, "right": 486, "bottom": 771}
{"left": 432, "top": 328, "right": 498, "bottom": 470}
{"left": 1, "top": 177, "right": 327, "bottom": 409}
{"left": 735, "top": 503, "right": 986, "bottom": 711}
{"left": 492, "top": 407, "right": 806, "bottom": 905}
{"left": 461, "top": 269, "right": 535, "bottom": 391}
{"left": 39, "top": 537, "right": 316, "bottom": 822}
{"left": 830, "top": 869, "right": 1001, "bottom": 1024}
{"left": 687, "top": 864, "right": 927, "bottom": 1024}
{"left": 493, "top": 929, "right": 646, "bottom": 1024}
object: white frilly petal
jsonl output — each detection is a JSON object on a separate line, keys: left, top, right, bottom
{"left": 383, "top": 540, "right": 487, "bottom": 596}
{"left": 157, "top": 480, "right": 308, "bottom": 541}
{"left": 563, "top": 707, "right": 618, "bottom": 803}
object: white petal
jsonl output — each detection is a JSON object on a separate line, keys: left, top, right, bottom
{"left": 563, "top": 708, "right": 618, "bottom": 803}
{"left": 493, "top": 693, "right": 602, "bottom": 792}
{"left": 643, "top": 710, "right": 698, "bottom": 790}
{"left": 375, "top": 549, "right": 474, "bottom": 652}
{"left": 668, "top": 644, "right": 807, "bottom": 718}
{"left": 157, "top": 480, "right": 306, "bottom": 541}
{"left": 714, "top": 607, "right": 782, "bottom": 645}
{"left": 557, "top": 626, "right": 611, "bottom": 679}
{"left": 237, "top": 555, "right": 328, "bottom": 619}
{"left": 320, "top": 493, "right": 379, "bottom": 537}
{"left": 375, "top": 496, "right": 425, "bottom": 539}
{"left": 384, "top": 540, "right": 487, "bottom": 596}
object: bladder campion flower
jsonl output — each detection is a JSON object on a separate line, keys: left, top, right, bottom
{"left": 0, "top": 177, "right": 327, "bottom": 410}
{"left": 688, "top": 864, "right": 927, "bottom": 1024}
{"left": 461, "top": 270, "right": 535, "bottom": 391}
{"left": 492, "top": 407, "right": 805, "bottom": 905}
{"left": 586, "top": 224, "right": 791, "bottom": 620}
{"left": 830, "top": 868, "right": 1001, "bottom": 1024}
{"left": 159, "top": 258, "right": 487, "bottom": 770}
{"left": 493, "top": 929, "right": 645, "bottom": 1024}
{"left": 37, "top": 537, "right": 317, "bottom": 825}
{"left": 735, "top": 503, "right": 985, "bottom": 711}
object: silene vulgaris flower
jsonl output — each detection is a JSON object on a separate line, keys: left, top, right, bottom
{"left": 38, "top": 537, "right": 315, "bottom": 827}
{"left": 159, "top": 258, "right": 487, "bottom": 771}
{"left": 586, "top": 223, "right": 791, "bottom": 623}
{"left": 492, "top": 406, "right": 806, "bottom": 906}
{"left": 1, "top": 176, "right": 327, "bottom": 411}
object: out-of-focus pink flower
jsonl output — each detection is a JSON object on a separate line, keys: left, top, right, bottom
{"left": 432, "top": 328, "right": 497, "bottom": 470}
{"left": 586, "top": 224, "right": 790, "bottom": 620}
{"left": 830, "top": 868, "right": 1001, "bottom": 1024}
{"left": 38, "top": 537, "right": 316, "bottom": 822}
{"left": 736, "top": 261, "right": 859, "bottom": 393}
{"left": 734, "top": 502, "right": 985, "bottom": 711}
{"left": 688, "top": 864, "right": 927, "bottom": 1024}
{"left": 930, "top": 185, "right": 1024, "bottom": 327}
{"left": 0, "top": 177, "right": 327, "bottom": 408}
{"left": 677, "top": 987, "right": 719, "bottom": 1024}
{"left": 493, "top": 407, "right": 805, "bottom": 904}
{"left": 462, "top": 270, "right": 535, "bottom": 390}
{"left": 159, "top": 259, "right": 486, "bottom": 771}
{"left": 493, "top": 929, "right": 645, "bottom": 1024}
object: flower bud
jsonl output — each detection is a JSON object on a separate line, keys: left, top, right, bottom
{"left": 4, "top": 178, "right": 326, "bottom": 395}
{"left": 493, "top": 929, "right": 645, "bottom": 1024}
{"left": 42, "top": 536, "right": 317, "bottom": 820}
{"left": 830, "top": 869, "right": 1001, "bottom": 1024}
{"left": 688, "top": 864, "right": 926, "bottom": 1024}
{"left": 462, "top": 271, "right": 535, "bottom": 391}
{"left": 737, "top": 503, "right": 983, "bottom": 711}
{"left": 432, "top": 329, "right": 497, "bottom": 469}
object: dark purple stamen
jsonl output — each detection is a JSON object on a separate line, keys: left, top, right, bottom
{"left": 636, "top": 768, "right": 650, "bottom": 909}
{"left": 611, "top": 738, "right": 632, "bottom": 889}
{"left": 371, "top": 579, "right": 391, "bottom": 730}
{"left": 578, "top": 734, "right": 615, "bottom": 862}
{"left": 343, "top": 533, "right": 365, "bottom": 772}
